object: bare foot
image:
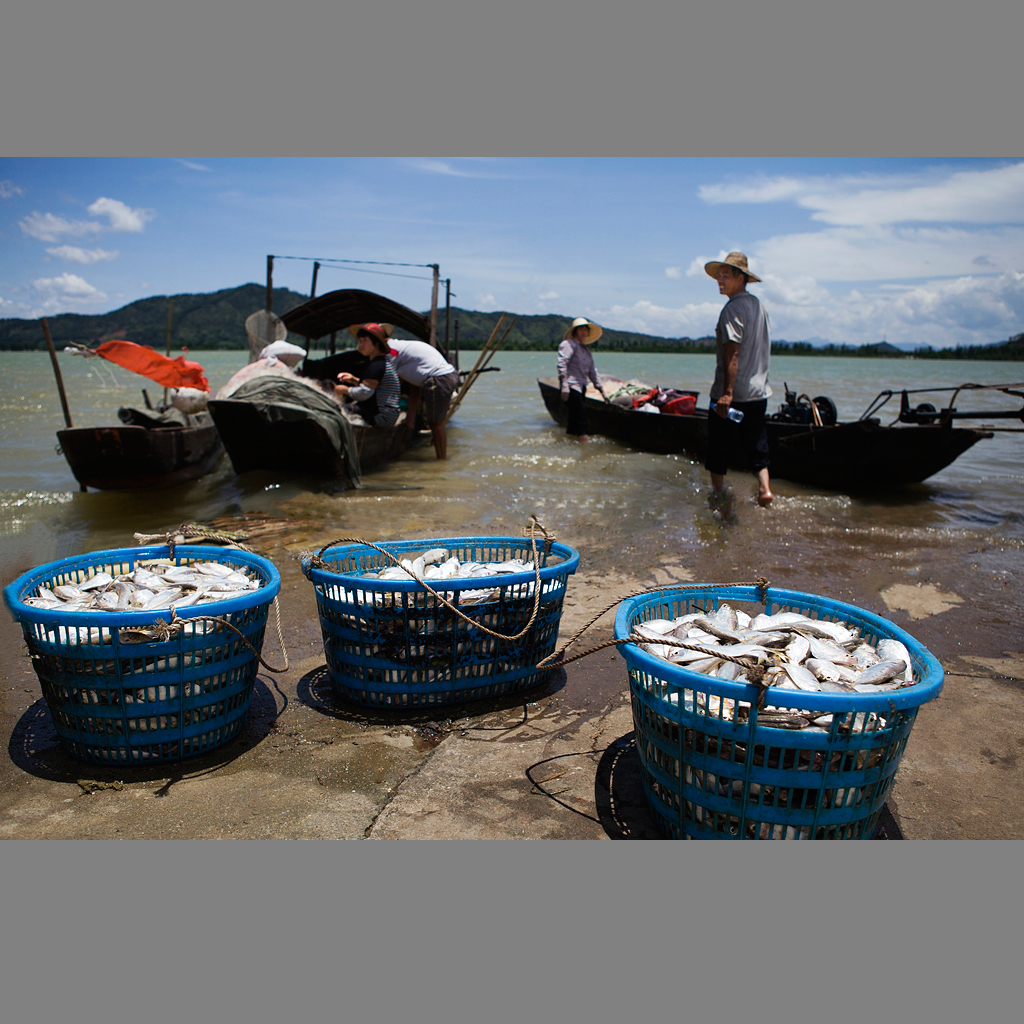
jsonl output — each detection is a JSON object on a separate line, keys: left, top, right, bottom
{"left": 757, "top": 491, "right": 773, "bottom": 507}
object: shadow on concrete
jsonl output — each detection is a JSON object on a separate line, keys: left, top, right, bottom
{"left": 295, "top": 661, "right": 569, "bottom": 729}
{"left": 6, "top": 678, "right": 283, "bottom": 792}
{"left": 593, "top": 732, "right": 662, "bottom": 839}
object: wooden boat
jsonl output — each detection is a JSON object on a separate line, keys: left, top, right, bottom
{"left": 57, "top": 414, "right": 223, "bottom": 490}
{"left": 537, "top": 377, "right": 1016, "bottom": 488}
{"left": 206, "top": 398, "right": 413, "bottom": 478}
{"left": 208, "top": 288, "right": 433, "bottom": 481}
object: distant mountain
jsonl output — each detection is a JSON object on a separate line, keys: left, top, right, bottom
{"left": 3, "top": 285, "right": 1021, "bottom": 360}
{"left": 0, "top": 284, "right": 310, "bottom": 351}
{"left": 421, "top": 308, "right": 714, "bottom": 352}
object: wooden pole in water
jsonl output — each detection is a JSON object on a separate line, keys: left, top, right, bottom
{"left": 429, "top": 264, "right": 439, "bottom": 349}
{"left": 453, "top": 318, "right": 459, "bottom": 372}
{"left": 41, "top": 318, "right": 73, "bottom": 429}
{"left": 444, "top": 278, "right": 451, "bottom": 360}
{"left": 444, "top": 314, "right": 510, "bottom": 424}
{"left": 164, "top": 296, "right": 174, "bottom": 406}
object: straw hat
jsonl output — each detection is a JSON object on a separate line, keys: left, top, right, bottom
{"left": 348, "top": 322, "right": 393, "bottom": 352}
{"left": 563, "top": 317, "right": 603, "bottom": 344}
{"left": 703, "top": 251, "right": 762, "bottom": 283}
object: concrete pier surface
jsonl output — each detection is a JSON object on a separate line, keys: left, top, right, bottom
{"left": 2, "top": 514, "right": 1021, "bottom": 840}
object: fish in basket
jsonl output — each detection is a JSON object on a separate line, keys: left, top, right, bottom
{"left": 4, "top": 545, "right": 281, "bottom": 765}
{"left": 303, "top": 535, "right": 580, "bottom": 708}
{"left": 615, "top": 585, "right": 943, "bottom": 840}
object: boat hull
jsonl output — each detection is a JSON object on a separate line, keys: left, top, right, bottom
{"left": 57, "top": 423, "right": 224, "bottom": 490}
{"left": 207, "top": 399, "right": 417, "bottom": 479}
{"left": 537, "top": 378, "right": 991, "bottom": 488}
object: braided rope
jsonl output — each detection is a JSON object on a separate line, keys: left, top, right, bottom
{"left": 117, "top": 599, "right": 289, "bottom": 673}
{"left": 133, "top": 523, "right": 255, "bottom": 561}
{"left": 301, "top": 516, "right": 554, "bottom": 644}
{"left": 537, "top": 576, "right": 769, "bottom": 669}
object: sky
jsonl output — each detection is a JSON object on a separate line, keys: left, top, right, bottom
{"left": 2, "top": 157, "right": 1023, "bottom": 349}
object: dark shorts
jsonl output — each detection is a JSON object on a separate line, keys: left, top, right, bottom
{"left": 565, "top": 389, "right": 588, "bottom": 436}
{"left": 420, "top": 371, "right": 459, "bottom": 424}
{"left": 704, "top": 399, "right": 770, "bottom": 476}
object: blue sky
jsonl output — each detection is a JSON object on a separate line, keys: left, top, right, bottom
{"left": 2, "top": 157, "right": 1023, "bottom": 348}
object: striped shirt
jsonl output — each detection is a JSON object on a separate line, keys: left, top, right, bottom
{"left": 557, "top": 339, "right": 602, "bottom": 394}
{"left": 354, "top": 355, "right": 401, "bottom": 427}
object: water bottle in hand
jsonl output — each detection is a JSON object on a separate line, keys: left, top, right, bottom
{"left": 712, "top": 402, "right": 744, "bottom": 423}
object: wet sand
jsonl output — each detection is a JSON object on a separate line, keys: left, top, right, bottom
{"left": 3, "top": 493, "right": 1021, "bottom": 840}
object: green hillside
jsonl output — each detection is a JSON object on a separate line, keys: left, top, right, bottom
{"left": 3, "top": 283, "right": 1021, "bottom": 359}
{"left": 425, "top": 309, "right": 714, "bottom": 352}
{"left": 0, "top": 284, "right": 310, "bottom": 352}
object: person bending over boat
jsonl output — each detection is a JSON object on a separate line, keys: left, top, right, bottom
{"left": 558, "top": 317, "right": 607, "bottom": 443}
{"left": 704, "top": 252, "right": 773, "bottom": 507}
{"left": 388, "top": 338, "right": 459, "bottom": 460}
{"left": 334, "top": 323, "right": 401, "bottom": 428}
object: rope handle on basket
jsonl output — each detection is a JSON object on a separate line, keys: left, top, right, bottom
{"left": 537, "top": 576, "right": 772, "bottom": 698}
{"left": 133, "top": 524, "right": 255, "bottom": 561}
{"left": 117, "top": 598, "right": 290, "bottom": 674}
{"left": 301, "top": 516, "right": 555, "bottom": 644}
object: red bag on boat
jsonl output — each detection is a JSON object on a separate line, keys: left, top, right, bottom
{"left": 94, "top": 341, "right": 210, "bottom": 392}
{"left": 663, "top": 395, "right": 696, "bottom": 415}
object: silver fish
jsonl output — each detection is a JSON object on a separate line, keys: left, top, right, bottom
{"left": 854, "top": 659, "right": 908, "bottom": 687}
{"left": 876, "top": 639, "right": 913, "bottom": 682}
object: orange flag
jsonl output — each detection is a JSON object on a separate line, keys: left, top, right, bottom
{"left": 95, "top": 341, "right": 210, "bottom": 391}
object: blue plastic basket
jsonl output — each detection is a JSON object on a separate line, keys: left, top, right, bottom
{"left": 4, "top": 545, "right": 281, "bottom": 765}
{"left": 614, "top": 586, "right": 944, "bottom": 840}
{"left": 304, "top": 536, "right": 580, "bottom": 708}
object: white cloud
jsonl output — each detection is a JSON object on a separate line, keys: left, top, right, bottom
{"left": 0, "top": 180, "right": 25, "bottom": 199}
{"left": 20, "top": 197, "right": 155, "bottom": 243}
{"left": 664, "top": 267, "right": 682, "bottom": 280}
{"left": 414, "top": 160, "right": 479, "bottom": 178}
{"left": 477, "top": 293, "right": 496, "bottom": 306}
{"left": 755, "top": 224, "right": 1024, "bottom": 282}
{"left": 33, "top": 273, "right": 106, "bottom": 300}
{"left": 699, "top": 162, "right": 1024, "bottom": 227}
{"left": 539, "top": 290, "right": 560, "bottom": 299}
{"left": 177, "top": 160, "right": 210, "bottom": 171}
{"left": 20, "top": 211, "right": 103, "bottom": 242}
{"left": 46, "top": 245, "right": 119, "bottom": 264}
{"left": 87, "top": 197, "right": 154, "bottom": 232}
{"left": 593, "top": 271, "right": 1024, "bottom": 349}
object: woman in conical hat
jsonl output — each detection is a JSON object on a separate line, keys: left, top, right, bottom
{"left": 557, "top": 318, "right": 607, "bottom": 443}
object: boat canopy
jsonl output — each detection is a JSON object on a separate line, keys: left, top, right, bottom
{"left": 281, "top": 288, "right": 431, "bottom": 342}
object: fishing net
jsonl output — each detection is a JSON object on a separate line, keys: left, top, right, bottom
{"left": 245, "top": 310, "right": 287, "bottom": 363}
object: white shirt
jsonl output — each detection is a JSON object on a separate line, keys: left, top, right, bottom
{"left": 388, "top": 340, "right": 456, "bottom": 386}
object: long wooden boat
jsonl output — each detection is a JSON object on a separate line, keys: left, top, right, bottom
{"left": 208, "top": 288, "right": 434, "bottom": 481}
{"left": 58, "top": 415, "right": 224, "bottom": 490}
{"left": 538, "top": 377, "right": 1012, "bottom": 488}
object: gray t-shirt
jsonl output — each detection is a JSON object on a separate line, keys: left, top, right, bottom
{"left": 710, "top": 292, "right": 773, "bottom": 403}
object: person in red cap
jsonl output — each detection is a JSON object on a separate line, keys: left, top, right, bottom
{"left": 334, "top": 323, "right": 401, "bottom": 427}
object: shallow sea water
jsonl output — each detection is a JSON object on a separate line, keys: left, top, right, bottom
{"left": 0, "top": 349, "right": 1021, "bottom": 595}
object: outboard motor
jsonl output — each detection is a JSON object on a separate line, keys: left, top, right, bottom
{"left": 771, "top": 384, "right": 838, "bottom": 426}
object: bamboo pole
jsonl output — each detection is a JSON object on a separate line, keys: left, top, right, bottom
{"left": 163, "top": 296, "right": 174, "bottom": 406}
{"left": 41, "top": 318, "right": 73, "bottom": 429}
{"left": 444, "top": 315, "right": 514, "bottom": 424}
{"left": 310, "top": 261, "right": 320, "bottom": 299}
{"left": 266, "top": 255, "right": 274, "bottom": 312}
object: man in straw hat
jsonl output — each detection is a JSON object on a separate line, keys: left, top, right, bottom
{"left": 557, "top": 317, "right": 607, "bottom": 443}
{"left": 704, "top": 252, "right": 773, "bottom": 507}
